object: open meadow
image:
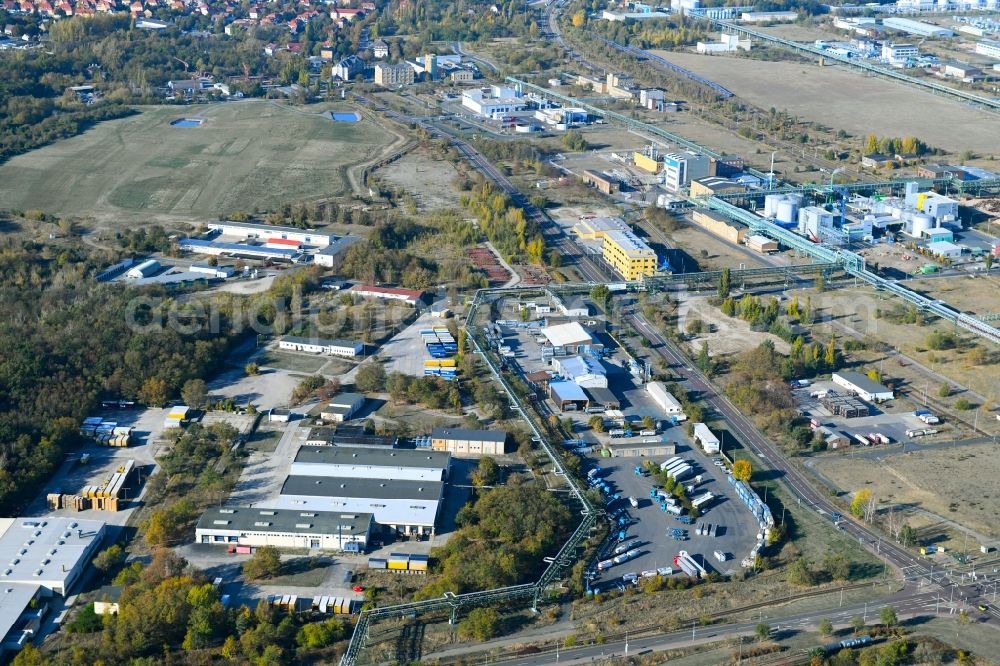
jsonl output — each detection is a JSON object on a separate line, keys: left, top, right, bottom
{"left": 0, "top": 100, "right": 404, "bottom": 228}
{"left": 812, "top": 442, "right": 1000, "bottom": 545}
{"left": 650, "top": 51, "right": 1000, "bottom": 156}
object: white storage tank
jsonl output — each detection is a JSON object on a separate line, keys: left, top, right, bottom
{"left": 910, "top": 213, "right": 933, "bottom": 238}
{"left": 763, "top": 194, "right": 782, "bottom": 218}
{"left": 776, "top": 200, "right": 798, "bottom": 225}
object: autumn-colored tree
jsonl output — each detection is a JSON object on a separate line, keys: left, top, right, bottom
{"left": 571, "top": 10, "right": 586, "bottom": 27}
{"left": 732, "top": 459, "right": 752, "bottom": 482}
{"left": 851, "top": 488, "right": 872, "bottom": 519}
{"left": 139, "top": 377, "right": 168, "bottom": 407}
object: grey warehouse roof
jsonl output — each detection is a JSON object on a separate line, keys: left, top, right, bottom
{"left": 280, "top": 476, "right": 444, "bottom": 500}
{"left": 430, "top": 428, "right": 507, "bottom": 442}
{"left": 197, "top": 506, "right": 373, "bottom": 535}
{"left": 293, "top": 447, "right": 450, "bottom": 469}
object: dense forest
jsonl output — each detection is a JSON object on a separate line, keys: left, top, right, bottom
{"left": 0, "top": 237, "right": 248, "bottom": 513}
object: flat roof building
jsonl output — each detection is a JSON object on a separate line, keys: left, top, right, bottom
{"left": 347, "top": 284, "right": 424, "bottom": 306}
{"left": 549, "top": 381, "right": 590, "bottom": 412}
{"left": 0, "top": 517, "right": 106, "bottom": 597}
{"left": 691, "top": 209, "right": 748, "bottom": 245}
{"left": 306, "top": 427, "right": 397, "bottom": 448}
{"left": 553, "top": 355, "right": 608, "bottom": 389}
{"left": 882, "top": 17, "right": 953, "bottom": 37}
{"left": 461, "top": 85, "right": 526, "bottom": 118}
{"left": 832, "top": 371, "right": 894, "bottom": 402}
{"left": 429, "top": 428, "right": 508, "bottom": 456}
{"left": 926, "top": 240, "right": 963, "bottom": 259}
{"left": 207, "top": 221, "right": 334, "bottom": 247}
{"left": 692, "top": 423, "right": 721, "bottom": 454}
{"left": 374, "top": 62, "right": 415, "bottom": 87}
{"left": 179, "top": 238, "right": 300, "bottom": 262}
{"left": 0, "top": 584, "right": 44, "bottom": 661}
{"left": 541, "top": 322, "right": 603, "bottom": 355}
{"left": 689, "top": 176, "right": 745, "bottom": 198}
{"left": 291, "top": 447, "right": 450, "bottom": 482}
{"left": 319, "top": 393, "right": 367, "bottom": 423}
{"left": 647, "top": 381, "right": 685, "bottom": 416}
{"left": 279, "top": 336, "right": 363, "bottom": 357}
{"left": 602, "top": 229, "right": 657, "bottom": 280}
{"left": 271, "top": 477, "right": 443, "bottom": 536}
{"left": 195, "top": 506, "right": 373, "bottom": 551}
{"left": 572, "top": 216, "right": 630, "bottom": 240}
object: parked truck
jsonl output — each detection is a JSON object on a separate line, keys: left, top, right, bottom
{"left": 629, "top": 496, "right": 639, "bottom": 508}
{"left": 673, "top": 550, "right": 706, "bottom": 578}
{"left": 692, "top": 492, "right": 715, "bottom": 509}
{"left": 667, "top": 464, "right": 692, "bottom": 482}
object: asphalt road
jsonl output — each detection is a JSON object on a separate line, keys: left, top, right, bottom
{"left": 350, "top": 79, "right": 1000, "bottom": 661}
{"left": 445, "top": 589, "right": 943, "bottom": 666}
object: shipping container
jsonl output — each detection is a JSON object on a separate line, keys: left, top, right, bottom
{"left": 368, "top": 558, "right": 387, "bottom": 570}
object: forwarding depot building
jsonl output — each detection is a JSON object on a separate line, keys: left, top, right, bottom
{"left": 195, "top": 507, "right": 373, "bottom": 552}
{"left": 270, "top": 477, "right": 444, "bottom": 537}
{"left": 430, "top": 428, "right": 508, "bottom": 456}
{"left": 266, "top": 448, "right": 452, "bottom": 537}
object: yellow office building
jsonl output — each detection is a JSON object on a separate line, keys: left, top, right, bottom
{"left": 602, "top": 230, "right": 657, "bottom": 280}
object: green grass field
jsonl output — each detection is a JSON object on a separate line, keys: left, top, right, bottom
{"left": 0, "top": 101, "right": 399, "bottom": 226}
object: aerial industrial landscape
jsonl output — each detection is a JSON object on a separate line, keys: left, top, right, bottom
{"left": 0, "top": 0, "right": 999, "bottom": 663}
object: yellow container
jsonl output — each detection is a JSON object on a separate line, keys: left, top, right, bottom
{"left": 633, "top": 152, "right": 661, "bottom": 174}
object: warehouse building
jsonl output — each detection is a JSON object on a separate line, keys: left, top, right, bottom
{"left": 605, "top": 441, "right": 676, "bottom": 457}
{"left": 692, "top": 423, "right": 721, "bottom": 454}
{"left": 646, "top": 381, "right": 682, "bottom": 414}
{"left": 270, "top": 477, "right": 444, "bottom": 536}
{"left": 319, "top": 393, "right": 367, "bottom": 423}
{"left": 125, "top": 259, "right": 160, "bottom": 279}
{"left": 553, "top": 355, "right": 608, "bottom": 388}
{"left": 689, "top": 176, "right": 745, "bottom": 198}
{"left": 347, "top": 284, "right": 424, "bottom": 306}
{"left": 832, "top": 371, "right": 894, "bottom": 402}
{"left": 690, "top": 209, "right": 748, "bottom": 245}
{"left": 278, "top": 336, "right": 363, "bottom": 357}
{"left": 745, "top": 235, "right": 779, "bottom": 254}
{"left": 882, "top": 17, "right": 953, "bottom": 37}
{"left": 549, "top": 381, "right": 590, "bottom": 412}
{"left": 179, "top": 238, "right": 300, "bottom": 262}
{"left": 0, "top": 584, "right": 45, "bottom": 661}
{"left": 290, "top": 447, "right": 450, "bottom": 482}
{"left": 306, "top": 427, "right": 398, "bottom": 448}
{"left": 585, "top": 386, "right": 621, "bottom": 410}
{"left": 0, "top": 517, "right": 106, "bottom": 597}
{"left": 207, "top": 221, "right": 333, "bottom": 247}
{"left": 429, "top": 428, "right": 509, "bottom": 456}
{"left": 602, "top": 229, "right": 658, "bottom": 280}
{"left": 926, "top": 240, "right": 963, "bottom": 259}
{"left": 581, "top": 169, "right": 620, "bottom": 195}
{"left": 541, "top": 322, "right": 604, "bottom": 355}
{"left": 195, "top": 506, "right": 373, "bottom": 551}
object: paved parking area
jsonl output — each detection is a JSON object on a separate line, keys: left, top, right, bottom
{"left": 794, "top": 381, "right": 930, "bottom": 445}
{"left": 381, "top": 311, "right": 449, "bottom": 378}
{"left": 585, "top": 439, "right": 759, "bottom": 590}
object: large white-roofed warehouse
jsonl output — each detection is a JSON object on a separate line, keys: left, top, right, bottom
{"left": 289, "top": 447, "right": 450, "bottom": 482}
{"left": 265, "top": 447, "right": 452, "bottom": 537}
{"left": 195, "top": 507, "right": 373, "bottom": 552}
{"left": 268, "top": 477, "right": 444, "bottom": 537}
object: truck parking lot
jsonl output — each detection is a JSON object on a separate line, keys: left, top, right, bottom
{"left": 792, "top": 380, "right": 948, "bottom": 447}
{"left": 583, "top": 441, "right": 759, "bottom": 592}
